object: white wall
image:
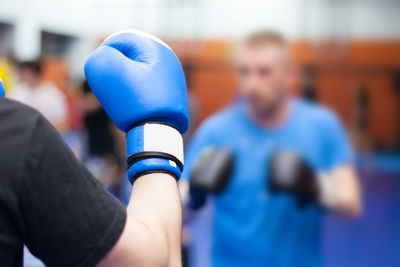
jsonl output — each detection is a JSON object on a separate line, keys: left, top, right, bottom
{"left": 0, "top": 0, "right": 399, "bottom": 77}
{"left": 1, "top": 0, "right": 400, "bottom": 40}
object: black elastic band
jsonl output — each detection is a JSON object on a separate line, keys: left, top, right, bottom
{"left": 130, "top": 169, "right": 179, "bottom": 184}
{"left": 127, "top": 151, "right": 184, "bottom": 171}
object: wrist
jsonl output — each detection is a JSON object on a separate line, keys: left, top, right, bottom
{"left": 317, "top": 173, "right": 337, "bottom": 209}
{"left": 126, "top": 122, "right": 184, "bottom": 183}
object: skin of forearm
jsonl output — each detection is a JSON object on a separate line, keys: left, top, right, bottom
{"left": 128, "top": 173, "right": 182, "bottom": 266}
{"left": 328, "top": 165, "right": 362, "bottom": 217}
{"left": 98, "top": 173, "right": 182, "bottom": 267}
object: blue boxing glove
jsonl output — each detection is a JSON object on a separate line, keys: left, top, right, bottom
{"left": 85, "top": 30, "right": 189, "bottom": 183}
{"left": 0, "top": 79, "right": 5, "bottom": 97}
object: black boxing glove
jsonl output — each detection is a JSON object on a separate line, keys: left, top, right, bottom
{"left": 188, "top": 147, "right": 234, "bottom": 210}
{"left": 268, "top": 149, "right": 336, "bottom": 208}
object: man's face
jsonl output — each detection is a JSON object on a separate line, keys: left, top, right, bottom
{"left": 236, "top": 44, "right": 293, "bottom": 117}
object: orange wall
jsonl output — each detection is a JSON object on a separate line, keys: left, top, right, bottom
{"left": 171, "top": 40, "right": 400, "bottom": 147}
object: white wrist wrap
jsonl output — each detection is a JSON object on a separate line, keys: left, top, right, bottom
{"left": 142, "top": 123, "right": 184, "bottom": 164}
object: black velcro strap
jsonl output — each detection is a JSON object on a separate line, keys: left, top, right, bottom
{"left": 127, "top": 151, "right": 184, "bottom": 171}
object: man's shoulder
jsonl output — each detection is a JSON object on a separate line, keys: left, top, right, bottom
{"left": 294, "top": 99, "right": 340, "bottom": 127}
{"left": 200, "top": 104, "right": 240, "bottom": 131}
{"left": 0, "top": 98, "right": 42, "bottom": 129}
{"left": 0, "top": 97, "right": 41, "bottom": 114}
{"left": 0, "top": 99, "right": 44, "bottom": 176}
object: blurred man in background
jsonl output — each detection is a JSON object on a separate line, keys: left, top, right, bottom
{"left": 350, "top": 83, "right": 371, "bottom": 152}
{"left": 82, "top": 80, "right": 124, "bottom": 196}
{"left": 10, "top": 59, "right": 68, "bottom": 134}
{"left": 181, "top": 31, "right": 362, "bottom": 267}
{"left": 300, "top": 65, "right": 318, "bottom": 103}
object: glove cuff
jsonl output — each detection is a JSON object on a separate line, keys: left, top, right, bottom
{"left": 126, "top": 122, "right": 184, "bottom": 183}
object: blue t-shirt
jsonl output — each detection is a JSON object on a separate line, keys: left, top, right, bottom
{"left": 182, "top": 99, "right": 353, "bottom": 267}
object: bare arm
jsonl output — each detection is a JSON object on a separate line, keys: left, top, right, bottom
{"left": 320, "top": 164, "right": 362, "bottom": 217}
{"left": 98, "top": 173, "right": 182, "bottom": 267}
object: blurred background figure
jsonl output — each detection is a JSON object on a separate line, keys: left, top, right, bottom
{"left": 81, "top": 80, "right": 124, "bottom": 196}
{"left": 300, "top": 65, "right": 318, "bottom": 103}
{"left": 10, "top": 59, "right": 68, "bottom": 134}
{"left": 183, "top": 63, "right": 201, "bottom": 146}
{"left": 350, "top": 83, "right": 371, "bottom": 152}
{"left": 180, "top": 31, "right": 361, "bottom": 267}
{"left": 393, "top": 71, "right": 400, "bottom": 152}
{"left": 0, "top": 0, "right": 399, "bottom": 266}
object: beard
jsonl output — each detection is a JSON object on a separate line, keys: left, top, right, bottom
{"left": 247, "top": 92, "right": 287, "bottom": 121}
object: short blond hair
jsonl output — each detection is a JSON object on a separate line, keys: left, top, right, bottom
{"left": 240, "top": 30, "right": 290, "bottom": 62}
{"left": 244, "top": 30, "right": 287, "bottom": 47}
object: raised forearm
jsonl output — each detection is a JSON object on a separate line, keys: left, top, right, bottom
{"left": 87, "top": 30, "right": 188, "bottom": 267}
{"left": 98, "top": 173, "right": 182, "bottom": 267}
{"left": 128, "top": 173, "right": 182, "bottom": 266}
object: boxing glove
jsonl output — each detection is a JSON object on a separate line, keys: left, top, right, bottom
{"left": 268, "top": 149, "right": 336, "bottom": 208}
{"left": 189, "top": 147, "right": 233, "bottom": 210}
{"left": 0, "top": 79, "right": 5, "bottom": 97}
{"left": 85, "top": 30, "right": 189, "bottom": 183}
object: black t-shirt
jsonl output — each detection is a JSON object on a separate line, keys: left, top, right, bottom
{"left": 0, "top": 98, "right": 126, "bottom": 267}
